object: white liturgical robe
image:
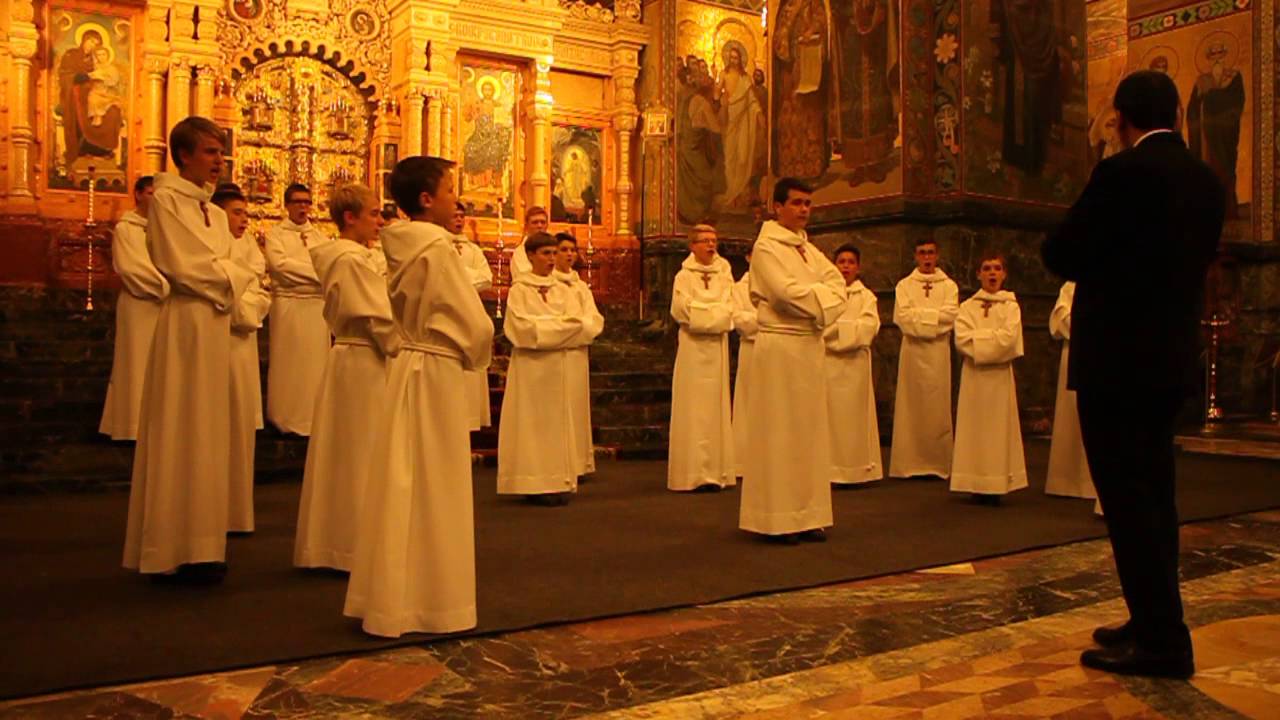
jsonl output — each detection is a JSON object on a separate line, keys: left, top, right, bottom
{"left": 1045, "top": 282, "right": 1097, "bottom": 500}
{"left": 228, "top": 231, "right": 271, "bottom": 533}
{"left": 668, "top": 254, "right": 736, "bottom": 491}
{"left": 824, "top": 279, "right": 883, "bottom": 484}
{"left": 296, "top": 240, "right": 401, "bottom": 571}
{"left": 889, "top": 268, "right": 959, "bottom": 478}
{"left": 951, "top": 289, "right": 1027, "bottom": 495}
{"left": 100, "top": 210, "right": 169, "bottom": 440}
{"left": 555, "top": 268, "right": 604, "bottom": 476}
{"left": 265, "top": 219, "right": 330, "bottom": 434}
{"left": 497, "top": 274, "right": 584, "bottom": 495}
{"left": 510, "top": 236, "right": 533, "bottom": 279}
{"left": 740, "top": 221, "right": 846, "bottom": 535}
{"left": 344, "top": 220, "right": 492, "bottom": 638}
{"left": 453, "top": 232, "right": 494, "bottom": 430}
{"left": 730, "top": 271, "right": 757, "bottom": 477}
{"left": 123, "top": 173, "right": 255, "bottom": 573}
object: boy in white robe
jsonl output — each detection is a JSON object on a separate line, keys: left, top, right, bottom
{"left": 553, "top": 232, "right": 605, "bottom": 478}
{"left": 497, "top": 233, "right": 584, "bottom": 505}
{"left": 740, "top": 178, "right": 846, "bottom": 543}
{"left": 211, "top": 183, "right": 271, "bottom": 533}
{"left": 344, "top": 156, "right": 493, "bottom": 637}
{"left": 508, "top": 205, "right": 549, "bottom": 279}
{"left": 265, "top": 183, "right": 329, "bottom": 435}
{"left": 1045, "top": 281, "right": 1099, "bottom": 502}
{"left": 668, "top": 224, "right": 736, "bottom": 492}
{"left": 730, "top": 247, "right": 757, "bottom": 478}
{"left": 889, "top": 239, "right": 959, "bottom": 479}
{"left": 123, "top": 117, "right": 255, "bottom": 580}
{"left": 100, "top": 176, "right": 167, "bottom": 440}
{"left": 825, "top": 244, "right": 884, "bottom": 486}
{"left": 951, "top": 254, "right": 1027, "bottom": 503}
{"left": 296, "top": 185, "right": 401, "bottom": 571}
{"left": 450, "top": 201, "right": 494, "bottom": 431}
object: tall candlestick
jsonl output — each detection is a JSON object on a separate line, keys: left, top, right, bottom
{"left": 495, "top": 197, "right": 505, "bottom": 318}
{"left": 585, "top": 208, "right": 595, "bottom": 289}
{"left": 85, "top": 166, "right": 97, "bottom": 311}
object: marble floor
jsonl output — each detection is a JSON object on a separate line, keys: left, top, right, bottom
{"left": 4, "top": 511, "right": 1280, "bottom": 719}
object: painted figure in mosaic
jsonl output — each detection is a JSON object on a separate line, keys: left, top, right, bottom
{"left": 58, "top": 28, "right": 124, "bottom": 165}
{"left": 830, "top": 0, "right": 900, "bottom": 185}
{"left": 1186, "top": 38, "right": 1244, "bottom": 218}
{"left": 950, "top": 254, "right": 1026, "bottom": 504}
{"left": 463, "top": 79, "right": 512, "bottom": 191}
{"left": 677, "top": 59, "right": 726, "bottom": 223}
{"left": 772, "top": 0, "right": 830, "bottom": 180}
{"left": 715, "top": 42, "right": 765, "bottom": 210}
{"left": 668, "top": 224, "right": 736, "bottom": 492}
{"left": 824, "top": 244, "right": 883, "bottom": 486}
{"left": 100, "top": 176, "right": 165, "bottom": 441}
{"left": 990, "top": 0, "right": 1065, "bottom": 176}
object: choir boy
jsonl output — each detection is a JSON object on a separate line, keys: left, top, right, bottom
{"left": 344, "top": 157, "right": 493, "bottom": 637}
{"left": 100, "top": 176, "right": 166, "bottom": 440}
{"left": 668, "top": 224, "right": 736, "bottom": 492}
{"left": 888, "top": 239, "right": 959, "bottom": 479}
{"left": 739, "top": 178, "right": 846, "bottom": 543}
{"left": 296, "top": 184, "right": 401, "bottom": 570}
{"left": 824, "top": 244, "right": 883, "bottom": 486}
{"left": 264, "top": 183, "right": 328, "bottom": 434}
{"left": 1045, "top": 281, "right": 1098, "bottom": 501}
{"left": 951, "top": 253, "right": 1027, "bottom": 503}
{"left": 496, "top": 232, "right": 585, "bottom": 506}
{"left": 211, "top": 183, "right": 271, "bottom": 533}
{"left": 450, "top": 201, "right": 495, "bottom": 430}
{"left": 730, "top": 247, "right": 757, "bottom": 478}
{"left": 123, "top": 117, "right": 254, "bottom": 581}
{"left": 553, "top": 232, "right": 605, "bottom": 478}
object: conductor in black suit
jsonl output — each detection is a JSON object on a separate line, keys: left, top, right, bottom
{"left": 1043, "top": 70, "right": 1225, "bottom": 679}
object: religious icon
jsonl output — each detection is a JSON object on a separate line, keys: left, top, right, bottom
{"left": 714, "top": 40, "right": 765, "bottom": 210}
{"left": 988, "top": 0, "right": 1067, "bottom": 177}
{"left": 459, "top": 63, "right": 519, "bottom": 218}
{"left": 48, "top": 6, "right": 132, "bottom": 192}
{"left": 551, "top": 126, "right": 603, "bottom": 224}
{"left": 1187, "top": 31, "right": 1244, "bottom": 218}
{"left": 230, "top": 0, "right": 264, "bottom": 21}
{"left": 382, "top": 144, "right": 398, "bottom": 172}
{"left": 829, "top": 0, "right": 900, "bottom": 186}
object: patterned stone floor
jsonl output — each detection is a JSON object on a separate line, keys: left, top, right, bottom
{"left": 4, "top": 510, "right": 1280, "bottom": 719}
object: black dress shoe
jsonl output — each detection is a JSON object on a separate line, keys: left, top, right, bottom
{"left": 693, "top": 483, "right": 722, "bottom": 493}
{"left": 1092, "top": 621, "right": 1133, "bottom": 648}
{"left": 799, "top": 528, "right": 828, "bottom": 543}
{"left": 1080, "top": 644, "right": 1194, "bottom": 680}
{"left": 764, "top": 533, "right": 801, "bottom": 545}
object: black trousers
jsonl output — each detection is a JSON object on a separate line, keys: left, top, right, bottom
{"left": 1076, "top": 387, "right": 1191, "bottom": 653}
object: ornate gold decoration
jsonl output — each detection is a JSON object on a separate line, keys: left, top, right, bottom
{"left": 559, "top": 0, "right": 641, "bottom": 23}
{"left": 1261, "top": 0, "right": 1274, "bottom": 243}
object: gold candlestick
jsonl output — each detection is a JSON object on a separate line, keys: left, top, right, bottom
{"left": 85, "top": 166, "right": 97, "bottom": 311}
{"left": 585, "top": 208, "right": 595, "bottom": 289}
{"left": 494, "top": 197, "right": 505, "bottom": 319}
{"left": 1202, "top": 314, "right": 1229, "bottom": 429}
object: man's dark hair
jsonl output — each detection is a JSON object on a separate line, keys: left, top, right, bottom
{"left": 388, "top": 156, "right": 456, "bottom": 216}
{"left": 833, "top": 243, "right": 861, "bottom": 262}
{"left": 456, "top": 200, "right": 466, "bottom": 212}
{"left": 210, "top": 182, "right": 246, "bottom": 208}
{"left": 772, "top": 177, "right": 814, "bottom": 206}
{"left": 283, "top": 183, "right": 311, "bottom": 204}
{"left": 133, "top": 175, "right": 154, "bottom": 194}
{"left": 554, "top": 231, "right": 577, "bottom": 246}
{"left": 525, "top": 205, "right": 549, "bottom": 222}
{"left": 381, "top": 203, "right": 399, "bottom": 221}
{"left": 1114, "top": 70, "right": 1180, "bottom": 132}
{"left": 169, "top": 117, "right": 224, "bottom": 169}
{"left": 915, "top": 237, "right": 938, "bottom": 249}
{"left": 524, "top": 231, "right": 557, "bottom": 255}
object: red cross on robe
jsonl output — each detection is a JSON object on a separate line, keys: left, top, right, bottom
{"left": 536, "top": 285, "right": 550, "bottom": 302}
{"left": 981, "top": 300, "right": 994, "bottom": 318}
{"left": 922, "top": 281, "right": 933, "bottom": 298}
{"left": 199, "top": 202, "right": 211, "bottom": 227}
{"left": 700, "top": 273, "right": 711, "bottom": 290}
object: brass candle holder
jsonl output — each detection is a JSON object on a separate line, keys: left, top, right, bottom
{"left": 494, "top": 197, "right": 505, "bottom": 319}
{"left": 84, "top": 165, "right": 97, "bottom": 311}
{"left": 1202, "top": 313, "right": 1230, "bottom": 430}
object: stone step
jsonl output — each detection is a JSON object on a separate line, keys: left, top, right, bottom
{"left": 592, "top": 402, "right": 672, "bottom": 426}
{"left": 594, "top": 424, "right": 669, "bottom": 447}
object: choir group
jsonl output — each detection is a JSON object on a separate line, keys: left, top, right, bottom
{"left": 102, "top": 116, "right": 1101, "bottom": 641}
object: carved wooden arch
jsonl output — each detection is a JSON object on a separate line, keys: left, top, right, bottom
{"left": 229, "top": 39, "right": 381, "bottom": 100}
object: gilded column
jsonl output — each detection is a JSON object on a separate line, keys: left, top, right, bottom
{"left": 529, "top": 58, "right": 554, "bottom": 209}
{"left": 8, "top": 1, "right": 39, "bottom": 200}
{"left": 426, "top": 91, "right": 443, "bottom": 157}
{"left": 403, "top": 89, "right": 425, "bottom": 157}
{"left": 611, "top": 51, "right": 640, "bottom": 239}
{"left": 194, "top": 65, "right": 218, "bottom": 118}
{"left": 166, "top": 59, "right": 193, "bottom": 137}
{"left": 144, "top": 60, "right": 169, "bottom": 172}
{"left": 288, "top": 73, "right": 316, "bottom": 187}
{"left": 441, "top": 98, "right": 455, "bottom": 161}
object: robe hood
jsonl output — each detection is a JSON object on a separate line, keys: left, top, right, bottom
{"left": 552, "top": 268, "right": 582, "bottom": 284}
{"left": 907, "top": 267, "right": 951, "bottom": 283}
{"left": 153, "top": 172, "right": 211, "bottom": 202}
{"left": 378, "top": 219, "right": 452, "bottom": 277}
{"left": 972, "top": 288, "right": 1016, "bottom": 303}
{"left": 845, "top": 279, "right": 870, "bottom": 295}
{"left": 118, "top": 209, "right": 147, "bottom": 228}
{"left": 680, "top": 252, "right": 732, "bottom": 277}
{"left": 515, "top": 271, "right": 558, "bottom": 289}
{"left": 308, "top": 238, "right": 371, "bottom": 279}
{"left": 756, "top": 220, "right": 808, "bottom": 247}
{"left": 276, "top": 217, "right": 314, "bottom": 233}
